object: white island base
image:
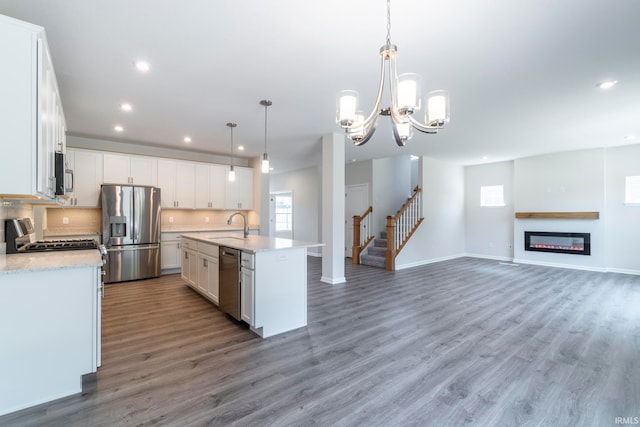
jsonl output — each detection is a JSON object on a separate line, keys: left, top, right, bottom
{"left": 180, "top": 233, "right": 322, "bottom": 338}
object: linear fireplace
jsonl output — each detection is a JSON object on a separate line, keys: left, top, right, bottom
{"left": 524, "top": 231, "right": 591, "bottom": 256}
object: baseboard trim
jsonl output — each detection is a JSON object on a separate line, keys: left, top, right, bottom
{"left": 320, "top": 276, "right": 346, "bottom": 285}
{"left": 464, "top": 253, "right": 514, "bottom": 262}
{"left": 605, "top": 267, "right": 640, "bottom": 276}
{"left": 512, "top": 258, "right": 607, "bottom": 273}
{"left": 395, "top": 253, "right": 465, "bottom": 270}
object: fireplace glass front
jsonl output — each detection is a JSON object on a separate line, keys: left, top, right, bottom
{"left": 524, "top": 231, "right": 591, "bottom": 256}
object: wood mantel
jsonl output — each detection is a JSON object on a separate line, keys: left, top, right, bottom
{"left": 515, "top": 212, "right": 600, "bottom": 219}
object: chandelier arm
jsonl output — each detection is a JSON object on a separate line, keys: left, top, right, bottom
{"left": 356, "top": 53, "right": 388, "bottom": 131}
{"left": 406, "top": 115, "right": 439, "bottom": 134}
{"left": 351, "top": 123, "right": 377, "bottom": 146}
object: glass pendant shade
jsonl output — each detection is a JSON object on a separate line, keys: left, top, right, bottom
{"left": 228, "top": 165, "right": 236, "bottom": 182}
{"left": 261, "top": 153, "right": 270, "bottom": 174}
{"left": 396, "top": 73, "right": 421, "bottom": 113}
{"left": 337, "top": 90, "right": 359, "bottom": 127}
{"left": 425, "top": 90, "right": 450, "bottom": 126}
{"left": 396, "top": 121, "right": 413, "bottom": 141}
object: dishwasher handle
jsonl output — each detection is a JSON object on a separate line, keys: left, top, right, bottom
{"left": 220, "top": 248, "right": 239, "bottom": 258}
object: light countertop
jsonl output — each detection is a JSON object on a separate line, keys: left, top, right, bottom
{"left": 0, "top": 250, "right": 103, "bottom": 275}
{"left": 181, "top": 232, "right": 323, "bottom": 253}
{"left": 161, "top": 224, "right": 260, "bottom": 233}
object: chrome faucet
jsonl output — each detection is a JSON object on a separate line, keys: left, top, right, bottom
{"left": 227, "top": 212, "right": 249, "bottom": 238}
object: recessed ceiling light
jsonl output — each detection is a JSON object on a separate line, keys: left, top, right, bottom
{"left": 120, "top": 103, "right": 132, "bottom": 112}
{"left": 183, "top": 136, "right": 192, "bottom": 143}
{"left": 237, "top": 145, "right": 244, "bottom": 151}
{"left": 114, "top": 125, "right": 124, "bottom": 132}
{"left": 269, "top": 167, "right": 274, "bottom": 171}
{"left": 134, "top": 60, "right": 150, "bottom": 73}
{"left": 625, "top": 135, "right": 636, "bottom": 141}
{"left": 597, "top": 80, "right": 618, "bottom": 89}
{"left": 482, "top": 156, "right": 488, "bottom": 161}
{"left": 410, "top": 155, "right": 419, "bottom": 160}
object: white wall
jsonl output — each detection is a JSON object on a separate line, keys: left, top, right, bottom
{"left": 371, "top": 156, "right": 413, "bottom": 235}
{"left": 345, "top": 159, "right": 373, "bottom": 202}
{"left": 269, "top": 166, "right": 322, "bottom": 256}
{"left": 605, "top": 144, "right": 640, "bottom": 274}
{"left": 465, "top": 161, "right": 514, "bottom": 260}
{"left": 513, "top": 148, "right": 606, "bottom": 270}
{"left": 396, "top": 156, "right": 465, "bottom": 268}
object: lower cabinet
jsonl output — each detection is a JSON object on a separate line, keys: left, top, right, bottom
{"left": 181, "top": 237, "right": 219, "bottom": 305}
{"left": 161, "top": 232, "right": 182, "bottom": 272}
{"left": 241, "top": 265, "right": 254, "bottom": 325}
{"left": 180, "top": 240, "right": 197, "bottom": 287}
{"left": 197, "top": 254, "right": 219, "bottom": 304}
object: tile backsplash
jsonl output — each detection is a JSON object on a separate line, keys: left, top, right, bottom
{"left": 161, "top": 210, "right": 256, "bottom": 227}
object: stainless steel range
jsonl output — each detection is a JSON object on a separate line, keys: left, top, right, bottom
{"left": 5, "top": 218, "right": 105, "bottom": 255}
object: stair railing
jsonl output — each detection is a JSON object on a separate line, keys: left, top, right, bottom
{"left": 385, "top": 186, "right": 424, "bottom": 270}
{"left": 352, "top": 206, "right": 374, "bottom": 264}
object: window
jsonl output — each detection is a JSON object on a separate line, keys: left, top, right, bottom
{"left": 625, "top": 176, "right": 640, "bottom": 205}
{"left": 274, "top": 194, "right": 293, "bottom": 231}
{"left": 480, "top": 185, "right": 505, "bottom": 207}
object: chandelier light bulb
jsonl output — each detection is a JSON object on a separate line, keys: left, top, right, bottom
{"left": 397, "top": 73, "right": 421, "bottom": 113}
{"left": 337, "top": 90, "right": 359, "bottom": 126}
{"left": 426, "top": 90, "right": 450, "bottom": 126}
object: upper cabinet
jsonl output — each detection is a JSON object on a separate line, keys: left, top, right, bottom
{"left": 60, "top": 149, "right": 103, "bottom": 207}
{"left": 103, "top": 153, "right": 157, "bottom": 186}
{"left": 195, "top": 163, "right": 227, "bottom": 209}
{"left": 0, "top": 15, "right": 65, "bottom": 199}
{"left": 225, "top": 166, "right": 254, "bottom": 210}
{"left": 157, "top": 159, "right": 195, "bottom": 209}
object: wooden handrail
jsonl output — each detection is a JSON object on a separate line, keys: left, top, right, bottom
{"left": 352, "top": 206, "right": 373, "bottom": 264}
{"left": 385, "top": 186, "right": 423, "bottom": 271}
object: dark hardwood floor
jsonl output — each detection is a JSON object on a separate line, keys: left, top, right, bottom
{"left": 2, "top": 257, "right": 639, "bottom": 426}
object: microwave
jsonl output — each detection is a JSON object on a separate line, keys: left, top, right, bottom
{"left": 54, "top": 152, "right": 74, "bottom": 196}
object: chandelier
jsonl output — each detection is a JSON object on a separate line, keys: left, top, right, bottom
{"left": 336, "top": 0, "right": 450, "bottom": 146}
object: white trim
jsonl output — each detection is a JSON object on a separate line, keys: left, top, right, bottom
{"left": 307, "top": 251, "right": 322, "bottom": 258}
{"left": 395, "top": 253, "right": 465, "bottom": 270}
{"left": 320, "top": 276, "right": 346, "bottom": 284}
{"left": 512, "top": 258, "right": 607, "bottom": 273}
{"left": 464, "top": 253, "right": 514, "bottom": 262}
{"left": 605, "top": 267, "right": 640, "bottom": 276}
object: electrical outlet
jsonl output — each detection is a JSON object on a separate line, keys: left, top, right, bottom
{"left": 169, "top": 216, "right": 174, "bottom": 224}
{"left": 205, "top": 217, "right": 210, "bottom": 223}
{"left": 62, "top": 217, "right": 69, "bottom": 225}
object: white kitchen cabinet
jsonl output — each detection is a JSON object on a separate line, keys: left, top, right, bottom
{"left": 225, "top": 166, "right": 254, "bottom": 210}
{"left": 0, "top": 261, "right": 102, "bottom": 416}
{"left": 0, "top": 15, "right": 65, "bottom": 199}
{"left": 241, "top": 252, "right": 255, "bottom": 325}
{"left": 180, "top": 238, "right": 197, "bottom": 287}
{"left": 103, "top": 153, "right": 157, "bottom": 186}
{"left": 195, "top": 163, "right": 227, "bottom": 209}
{"left": 160, "top": 232, "right": 181, "bottom": 272}
{"left": 197, "top": 254, "right": 219, "bottom": 304}
{"left": 60, "top": 149, "right": 103, "bottom": 207}
{"left": 157, "top": 159, "right": 195, "bottom": 208}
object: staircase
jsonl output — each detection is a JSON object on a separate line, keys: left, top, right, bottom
{"left": 351, "top": 186, "right": 423, "bottom": 271}
{"left": 360, "top": 231, "right": 388, "bottom": 268}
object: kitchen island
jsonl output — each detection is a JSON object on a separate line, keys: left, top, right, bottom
{"left": 180, "top": 233, "right": 322, "bottom": 338}
{"left": 0, "top": 250, "right": 103, "bottom": 416}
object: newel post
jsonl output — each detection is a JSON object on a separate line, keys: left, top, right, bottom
{"left": 385, "top": 215, "right": 396, "bottom": 271}
{"left": 352, "top": 215, "right": 362, "bottom": 264}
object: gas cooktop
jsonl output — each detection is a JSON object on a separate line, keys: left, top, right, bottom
{"left": 19, "top": 239, "right": 99, "bottom": 253}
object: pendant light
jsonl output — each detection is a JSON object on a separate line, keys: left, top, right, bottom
{"left": 227, "top": 122, "right": 237, "bottom": 182}
{"left": 260, "top": 99, "right": 272, "bottom": 174}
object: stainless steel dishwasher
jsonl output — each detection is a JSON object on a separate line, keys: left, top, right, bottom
{"left": 219, "top": 246, "right": 241, "bottom": 320}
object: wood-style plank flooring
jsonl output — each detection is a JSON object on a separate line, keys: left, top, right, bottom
{"left": 2, "top": 257, "right": 639, "bottom": 426}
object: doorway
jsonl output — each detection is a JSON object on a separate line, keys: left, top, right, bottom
{"left": 345, "top": 184, "right": 369, "bottom": 257}
{"left": 269, "top": 191, "right": 293, "bottom": 239}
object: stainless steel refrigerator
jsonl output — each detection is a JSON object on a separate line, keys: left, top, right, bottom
{"left": 101, "top": 185, "right": 161, "bottom": 283}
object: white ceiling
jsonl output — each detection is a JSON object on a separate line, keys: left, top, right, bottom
{"left": 1, "top": 0, "right": 638, "bottom": 172}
